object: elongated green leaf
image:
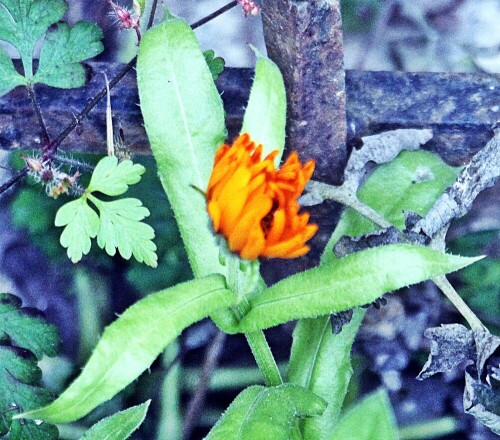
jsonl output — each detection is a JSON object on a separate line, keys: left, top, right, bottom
{"left": 80, "top": 401, "right": 150, "bottom": 440}
{"left": 329, "top": 389, "right": 398, "bottom": 440}
{"left": 288, "top": 312, "right": 364, "bottom": 439}
{"left": 19, "top": 274, "right": 236, "bottom": 423}
{"left": 137, "top": 15, "right": 226, "bottom": 278}
{"left": 205, "top": 384, "right": 326, "bottom": 440}
{"left": 290, "top": 150, "right": 461, "bottom": 439}
{"left": 235, "top": 245, "right": 481, "bottom": 333}
{"left": 241, "top": 52, "right": 287, "bottom": 162}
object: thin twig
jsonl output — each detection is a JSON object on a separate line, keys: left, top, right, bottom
{"left": 27, "top": 85, "right": 50, "bottom": 148}
{"left": 191, "top": 1, "right": 238, "bottom": 29}
{"left": 182, "top": 330, "right": 226, "bottom": 440}
{"left": 0, "top": 168, "right": 28, "bottom": 195}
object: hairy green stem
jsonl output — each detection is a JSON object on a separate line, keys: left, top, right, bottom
{"left": 225, "top": 250, "right": 283, "bottom": 387}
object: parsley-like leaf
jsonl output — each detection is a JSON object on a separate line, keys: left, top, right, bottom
{"left": 55, "top": 197, "right": 100, "bottom": 263}
{"left": 33, "top": 21, "right": 103, "bottom": 88}
{"left": 88, "top": 157, "right": 146, "bottom": 196}
{"left": 0, "top": 0, "right": 103, "bottom": 94}
{"left": 0, "top": 293, "right": 60, "bottom": 439}
{"left": 55, "top": 157, "right": 157, "bottom": 267}
{"left": 89, "top": 196, "right": 156, "bottom": 267}
{"left": 203, "top": 49, "right": 225, "bottom": 81}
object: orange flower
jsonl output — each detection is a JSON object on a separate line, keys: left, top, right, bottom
{"left": 206, "top": 133, "right": 318, "bottom": 260}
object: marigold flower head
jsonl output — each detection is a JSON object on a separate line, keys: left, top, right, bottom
{"left": 206, "top": 133, "right": 318, "bottom": 260}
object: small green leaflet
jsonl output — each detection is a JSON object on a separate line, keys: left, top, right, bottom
{"left": 0, "top": 293, "right": 60, "bottom": 439}
{"left": 33, "top": 21, "right": 104, "bottom": 88}
{"left": 55, "top": 156, "right": 158, "bottom": 267}
{"left": 203, "top": 50, "right": 225, "bottom": 81}
{"left": 328, "top": 389, "right": 398, "bottom": 440}
{"left": 80, "top": 401, "right": 150, "bottom": 440}
{"left": 205, "top": 384, "right": 327, "bottom": 440}
{"left": 0, "top": 48, "right": 26, "bottom": 95}
{"left": 0, "top": 0, "right": 103, "bottom": 96}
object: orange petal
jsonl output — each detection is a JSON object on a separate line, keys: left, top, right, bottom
{"left": 266, "top": 208, "right": 286, "bottom": 244}
{"left": 207, "top": 201, "right": 221, "bottom": 232}
{"left": 228, "top": 194, "right": 272, "bottom": 252}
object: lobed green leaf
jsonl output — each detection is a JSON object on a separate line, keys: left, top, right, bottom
{"left": 203, "top": 49, "right": 225, "bottom": 81}
{"left": 80, "top": 401, "right": 150, "bottom": 440}
{"left": 55, "top": 197, "right": 100, "bottom": 263}
{"left": 0, "top": 0, "right": 103, "bottom": 89}
{"left": 88, "top": 157, "right": 146, "bottom": 196}
{"left": 90, "top": 196, "right": 157, "bottom": 267}
{"left": 205, "top": 384, "right": 327, "bottom": 440}
{"left": 235, "top": 245, "right": 481, "bottom": 333}
{"left": 0, "top": 293, "right": 60, "bottom": 359}
{"left": 19, "top": 275, "right": 236, "bottom": 423}
{"left": 0, "top": 48, "right": 26, "bottom": 95}
{"left": 33, "top": 21, "right": 104, "bottom": 88}
{"left": 0, "top": 293, "right": 60, "bottom": 439}
{"left": 328, "top": 389, "right": 398, "bottom": 440}
{"left": 241, "top": 52, "right": 287, "bottom": 162}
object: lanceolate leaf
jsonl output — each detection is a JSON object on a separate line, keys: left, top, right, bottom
{"left": 205, "top": 385, "right": 327, "bottom": 440}
{"left": 80, "top": 401, "right": 151, "bottom": 440}
{"left": 234, "top": 245, "right": 481, "bottom": 333}
{"left": 328, "top": 389, "right": 398, "bottom": 440}
{"left": 240, "top": 52, "right": 287, "bottom": 162}
{"left": 137, "top": 15, "right": 226, "bottom": 278}
{"left": 19, "top": 275, "right": 236, "bottom": 423}
{"left": 287, "top": 312, "right": 364, "bottom": 439}
{"left": 290, "top": 150, "right": 461, "bottom": 439}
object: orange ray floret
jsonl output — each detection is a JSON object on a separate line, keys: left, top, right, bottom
{"left": 206, "top": 133, "right": 318, "bottom": 260}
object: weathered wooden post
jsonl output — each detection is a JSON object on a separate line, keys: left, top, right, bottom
{"left": 262, "top": 0, "right": 347, "bottom": 184}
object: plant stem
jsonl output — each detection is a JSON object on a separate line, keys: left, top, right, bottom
{"left": 27, "top": 84, "right": 50, "bottom": 148}
{"left": 225, "top": 250, "right": 283, "bottom": 387}
{"left": 305, "top": 180, "right": 391, "bottom": 229}
{"left": 432, "top": 276, "right": 486, "bottom": 331}
{"left": 183, "top": 331, "right": 226, "bottom": 439}
{"left": 244, "top": 330, "right": 283, "bottom": 386}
